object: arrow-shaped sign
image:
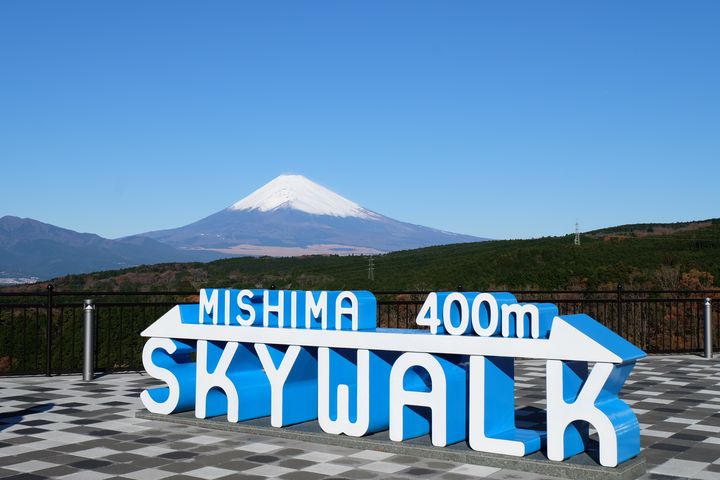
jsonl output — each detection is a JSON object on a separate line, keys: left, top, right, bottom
{"left": 141, "top": 305, "right": 644, "bottom": 364}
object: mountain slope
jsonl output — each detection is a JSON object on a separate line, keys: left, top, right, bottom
{"left": 30, "top": 218, "right": 720, "bottom": 292}
{"left": 141, "top": 174, "right": 484, "bottom": 254}
{"left": 0, "top": 216, "right": 221, "bottom": 280}
{"left": 0, "top": 175, "right": 485, "bottom": 279}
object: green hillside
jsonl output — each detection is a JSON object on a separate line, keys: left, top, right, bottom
{"left": 15, "top": 218, "right": 720, "bottom": 292}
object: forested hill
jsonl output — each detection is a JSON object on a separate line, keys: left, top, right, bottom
{"left": 9, "top": 218, "right": 720, "bottom": 292}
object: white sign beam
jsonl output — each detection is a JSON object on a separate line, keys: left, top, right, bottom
{"left": 142, "top": 306, "right": 630, "bottom": 363}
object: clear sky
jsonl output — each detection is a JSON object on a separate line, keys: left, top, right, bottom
{"left": 1, "top": 1, "right": 718, "bottom": 240}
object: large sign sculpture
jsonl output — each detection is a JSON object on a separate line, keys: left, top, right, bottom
{"left": 141, "top": 289, "right": 645, "bottom": 467}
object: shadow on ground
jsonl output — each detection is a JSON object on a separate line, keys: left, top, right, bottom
{"left": 0, "top": 403, "right": 54, "bottom": 432}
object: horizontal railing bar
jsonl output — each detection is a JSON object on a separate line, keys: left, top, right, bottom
{"left": 2, "top": 289, "right": 720, "bottom": 297}
{"left": 0, "top": 291, "right": 197, "bottom": 297}
{"left": 0, "top": 302, "right": 182, "bottom": 308}
{"left": 376, "top": 298, "right": 711, "bottom": 305}
{"left": 50, "top": 291, "right": 198, "bottom": 297}
{"left": 0, "top": 292, "right": 50, "bottom": 297}
{"left": 0, "top": 366, "right": 145, "bottom": 377}
{"left": 0, "top": 299, "right": 708, "bottom": 308}
{"left": 93, "top": 302, "right": 181, "bottom": 307}
{"left": 0, "top": 303, "right": 46, "bottom": 309}
{"left": 519, "top": 298, "right": 710, "bottom": 304}
{"left": 373, "top": 290, "right": 720, "bottom": 295}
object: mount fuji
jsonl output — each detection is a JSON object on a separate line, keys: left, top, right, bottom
{"left": 141, "top": 175, "right": 485, "bottom": 255}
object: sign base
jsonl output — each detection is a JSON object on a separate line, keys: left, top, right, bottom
{"left": 135, "top": 410, "right": 646, "bottom": 480}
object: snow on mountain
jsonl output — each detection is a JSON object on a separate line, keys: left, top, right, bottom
{"left": 229, "top": 174, "right": 378, "bottom": 219}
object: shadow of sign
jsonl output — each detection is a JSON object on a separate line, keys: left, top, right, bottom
{"left": 0, "top": 403, "right": 55, "bottom": 432}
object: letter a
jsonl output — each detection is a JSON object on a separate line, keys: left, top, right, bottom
{"left": 389, "top": 352, "right": 466, "bottom": 447}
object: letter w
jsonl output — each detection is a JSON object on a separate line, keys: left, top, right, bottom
{"left": 318, "top": 348, "right": 370, "bottom": 437}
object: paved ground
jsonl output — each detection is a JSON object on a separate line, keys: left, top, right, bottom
{"left": 0, "top": 356, "right": 718, "bottom": 480}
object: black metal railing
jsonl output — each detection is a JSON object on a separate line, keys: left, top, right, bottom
{"left": 0, "top": 287, "right": 718, "bottom": 376}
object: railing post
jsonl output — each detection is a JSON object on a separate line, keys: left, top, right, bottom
{"left": 45, "top": 284, "right": 54, "bottom": 377}
{"left": 83, "top": 299, "right": 96, "bottom": 381}
{"left": 616, "top": 284, "right": 623, "bottom": 331}
{"left": 705, "top": 298, "right": 713, "bottom": 359}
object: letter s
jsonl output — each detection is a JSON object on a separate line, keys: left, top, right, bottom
{"left": 140, "top": 337, "right": 196, "bottom": 414}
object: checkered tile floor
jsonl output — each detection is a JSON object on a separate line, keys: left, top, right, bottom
{"left": 0, "top": 356, "right": 718, "bottom": 479}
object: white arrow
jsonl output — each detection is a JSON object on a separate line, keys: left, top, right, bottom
{"left": 141, "top": 306, "right": 644, "bottom": 364}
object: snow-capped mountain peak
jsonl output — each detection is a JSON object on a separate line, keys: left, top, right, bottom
{"left": 229, "top": 175, "right": 377, "bottom": 219}
{"left": 141, "top": 173, "right": 485, "bottom": 255}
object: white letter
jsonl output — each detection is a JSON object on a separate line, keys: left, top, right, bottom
{"left": 224, "top": 290, "right": 231, "bottom": 325}
{"left": 318, "top": 348, "right": 370, "bottom": 436}
{"left": 468, "top": 356, "right": 539, "bottom": 456}
{"left": 443, "top": 293, "right": 469, "bottom": 335}
{"left": 289, "top": 291, "right": 298, "bottom": 328}
{"left": 199, "top": 289, "right": 218, "bottom": 324}
{"left": 416, "top": 292, "right": 441, "bottom": 334}
{"left": 255, "top": 344, "right": 302, "bottom": 427}
{"left": 236, "top": 289, "right": 256, "bottom": 326}
{"left": 263, "top": 290, "right": 285, "bottom": 327}
{"left": 335, "top": 291, "right": 359, "bottom": 330}
{"left": 140, "top": 338, "right": 181, "bottom": 414}
{"left": 195, "top": 340, "right": 240, "bottom": 422}
{"left": 306, "top": 291, "right": 327, "bottom": 328}
{"left": 389, "top": 352, "right": 448, "bottom": 446}
{"left": 546, "top": 361, "right": 638, "bottom": 467}
{"left": 471, "top": 293, "right": 499, "bottom": 337}
{"left": 501, "top": 303, "right": 540, "bottom": 338}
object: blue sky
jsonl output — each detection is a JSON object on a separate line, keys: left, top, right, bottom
{"left": 1, "top": 1, "right": 718, "bottom": 240}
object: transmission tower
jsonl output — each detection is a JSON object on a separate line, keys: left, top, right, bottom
{"left": 574, "top": 222, "right": 581, "bottom": 246}
{"left": 368, "top": 256, "right": 375, "bottom": 281}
